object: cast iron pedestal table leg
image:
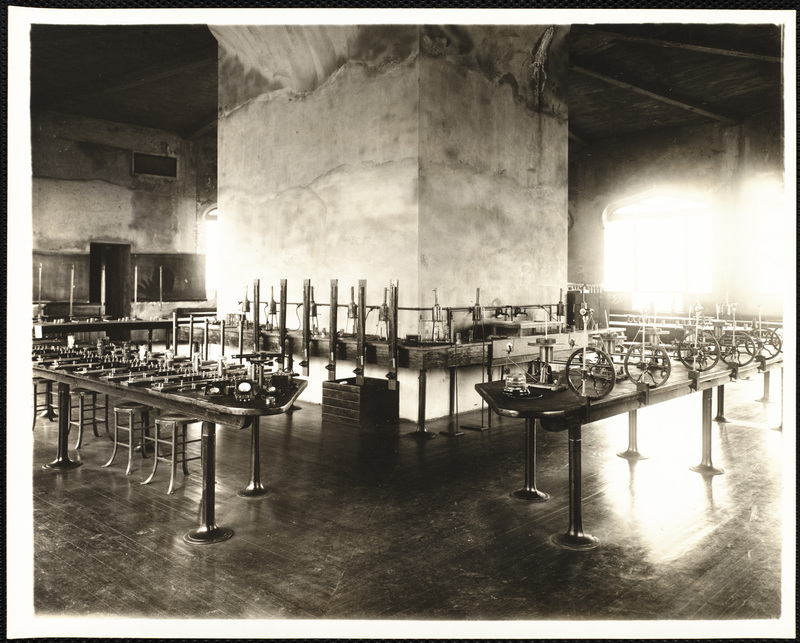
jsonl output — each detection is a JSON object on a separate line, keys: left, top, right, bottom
{"left": 690, "top": 388, "right": 724, "bottom": 476}
{"left": 551, "top": 419, "right": 598, "bottom": 550}
{"left": 407, "top": 369, "right": 435, "bottom": 440}
{"left": 512, "top": 418, "right": 549, "bottom": 501}
{"left": 617, "top": 409, "right": 648, "bottom": 460}
{"left": 184, "top": 421, "right": 233, "bottom": 544}
{"left": 238, "top": 417, "right": 268, "bottom": 497}
{"left": 43, "top": 382, "right": 82, "bottom": 470}
{"left": 714, "top": 384, "right": 728, "bottom": 423}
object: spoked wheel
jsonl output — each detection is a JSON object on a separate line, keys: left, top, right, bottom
{"left": 719, "top": 331, "right": 757, "bottom": 367}
{"left": 751, "top": 327, "right": 782, "bottom": 360}
{"left": 565, "top": 346, "right": 616, "bottom": 399}
{"left": 623, "top": 344, "right": 672, "bottom": 387}
{"left": 676, "top": 330, "right": 720, "bottom": 372}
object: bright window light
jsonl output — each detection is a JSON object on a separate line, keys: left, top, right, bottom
{"left": 604, "top": 190, "right": 713, "bottom": 312}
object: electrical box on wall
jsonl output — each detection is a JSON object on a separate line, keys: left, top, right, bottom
{"left": 132, "top": 152, "right": 177, "bottom": 178}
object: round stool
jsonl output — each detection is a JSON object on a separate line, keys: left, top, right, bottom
{"left": 32, "top": 377, "right": 54, "bottom": 430}
{"left": 141, "top": 414, "right": 202, "bottom": 494}
{"left": 103, "top": 401, "right": 154, "bottom": 475}
{"left": 68, "top": 387, "right": 110, "bottom": 449}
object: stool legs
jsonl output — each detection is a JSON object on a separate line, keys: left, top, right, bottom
{"left": 104, "top": 409, "right": 149, "bottom": 474}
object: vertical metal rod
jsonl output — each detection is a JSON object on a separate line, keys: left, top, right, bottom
{"left": 302, "top": 279, "right": 311, "bottom": 376}
{"left": 387, "top": 280, "right": 399, "bottom": 391}
{"left": 252, "top": 279, "right": 260, "bottom": 353}
{"left": 238, "top": 316, "right": 244, "bottom": 364}
{"left": 690, "top": 388, "right": 724, "bottom": 475}
{"left": 328, "top": 279, "right": 338, "bottom": 381}
{"left": 356, "top": 279, "right": 366, "bottom": 386}
{"left": 188, "top": 315, "right": 194, "bottom": 357}
{"left": 172, "top": 311, "right": 178, "bottom": 354}
{"left": 220, "top": 320, "right": 225, "bottom": 357}
{"left": 279, "top": 279, "right": 288, "bottom": 369}
{"left": 203, "top": 318, "right": 209, "bottom": 360}
{"left": 184, "top": 422, "right": 233, "bottom": 544}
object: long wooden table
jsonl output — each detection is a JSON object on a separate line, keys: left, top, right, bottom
{"left": 476, "top": 355, "right": 783, "bottom": 551}
{"left": 33, "top": 363, "right": 307, "bottom": 544}
{"left": 34, "top": 318, "right": 174, "bottom": 351}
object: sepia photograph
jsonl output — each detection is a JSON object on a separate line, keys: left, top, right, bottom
{"left": 7, "top": 6, "right": 796, "bottom": 640}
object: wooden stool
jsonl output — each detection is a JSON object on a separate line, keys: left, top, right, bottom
{"left": 68, "top": 388, "right": 110, "bottom": 449}
{"left": 32, "top": 377, "right": 55, "bottom": 430}
{"left": 103, "top": 401, "right": 154, "bottom": 475}
{"left": 141, "top": 414, "right": 201, "bottom": 494}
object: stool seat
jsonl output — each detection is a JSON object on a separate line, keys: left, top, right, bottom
{"left": 114, "top": 401, "right": 153, "bottom": 411}
{"left": 156, "top": 413, "right": 196, "bottom": 423}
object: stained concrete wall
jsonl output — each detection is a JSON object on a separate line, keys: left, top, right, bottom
{"left": 31, "top": 111, "right": 216, "bottom": 306}
{"left": 212, "top": 24, "right": 569, "bottom": 419}
{"left": 568, "top": 109, "right": 785, "bottom": 319}
{"left": 32, "top": 112, "right": 205, "bottom": 254}
{"left": 419, "top": 25, "right": 568, "bottom": 336}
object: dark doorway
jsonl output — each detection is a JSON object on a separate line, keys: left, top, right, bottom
{"left": 90, "top": 242, "right": 131, "bottom": 320}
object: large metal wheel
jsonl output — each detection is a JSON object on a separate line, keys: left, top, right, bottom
{"left": 751, "top": 327, "right": 782, "bottom": 360}
{"left": 719, "top": 331, "right": 757, "bottom": 367}
{"left": 676, "top": 330, "right": 720, "bottom": 372}
{"left": 565, "top": 346, "right": 616, "bottom": 400}
{"left": 623, "top": 343, "right": 672, "bottom": 387}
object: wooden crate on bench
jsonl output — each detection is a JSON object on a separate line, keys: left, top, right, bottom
{"left": 322, "top": 377, "right": 399, "bottom": 426}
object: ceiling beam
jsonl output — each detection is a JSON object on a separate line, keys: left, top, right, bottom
{"left": 584, "top": 28, "right": 782, "bottom": 64}
{"left": 186, "top": 116, "right": 218, "bottom": 141}
{"left": 570, "top": 63, "right": 740, "bottom": 125}
{"left": 39, "top": 49, "right": 216, "bottom": 111}
{"left": 568, "top": 128, "right": 588, "bottom": 146}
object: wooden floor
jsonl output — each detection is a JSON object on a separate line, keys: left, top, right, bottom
{"left": 25, "top": 373, "right": 788, "bottom": 632}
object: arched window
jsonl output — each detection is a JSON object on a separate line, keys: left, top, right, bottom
{"left": 603, "top": 190, "right": 712, "bottom": 312}
{"left": 204, "top": 207, "right": 218, "bottom": 295}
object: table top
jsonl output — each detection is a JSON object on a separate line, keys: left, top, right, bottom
{"left": 34, "top": 319, "right": 174, "bottom": 333}
{"left": 476, "top": 356, "right": 782, "bottom": 428}
{"left": 33, "top": 364, "right": 307, "bottom": 428}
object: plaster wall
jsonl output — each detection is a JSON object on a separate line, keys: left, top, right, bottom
{"left": 32, "top": 112, "right": 203, "bottom": 254}
{"left": 213, "top": 25, "right": 569, "bottom": 420}
{"left": 568, "top": 110, "right": 785, "bottom": 319}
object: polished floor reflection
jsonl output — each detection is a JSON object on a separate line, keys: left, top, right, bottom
{"left": 29, "top": 374, "right": 785, "bottom": 622}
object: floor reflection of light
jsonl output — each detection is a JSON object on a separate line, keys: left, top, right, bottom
{"left": 597, "top": 395, "right": 737, "bottom": 564}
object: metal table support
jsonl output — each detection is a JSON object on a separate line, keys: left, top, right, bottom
{"left": 511, "top": 418, "right": 549, "bottom": 501}
{"left": 42, "top": 382, "right": 82, "bottom": 470}
{"left": 237, "top": 417, "right": 268, "bottom": 498}
{"left": 407, "top": 369, "right": 435, "bottom": 440}
{"left": 184, "top": 421, "right": 234, "bottom": 544}
{"left": 617, "top": 409, "right": 647, "bottom": 460}
{"left": 714, "top": 384, "right": 728, "bottom": 423}
{"left": 690, "top": 388, "right": 724, "bottom": 476}
{"left": 551, "top": 418, "right": 598, "bottom": 550}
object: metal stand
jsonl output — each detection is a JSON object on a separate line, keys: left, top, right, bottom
{"left": 43, "top": 382, "right": 83, "bottom": 470}
{"left": 551, "top": 419, "right": 598, "bottom": 550}
{"left": 238, "top": 417, "right": 268, "bottom": 498}
{"left": 440, "top": 366, "right": 464, "bottom": 437}
{"left": 511, "top": 418, "right": 549, "bottom": 501}
{"left": 690, "top": 388, "right": 724, "bottom": 476}
{"left": 184, "top": 421, "right": 233, "bottom": 544}
{"left": 617, "top": 409, "right": 648, "bottom": 460}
